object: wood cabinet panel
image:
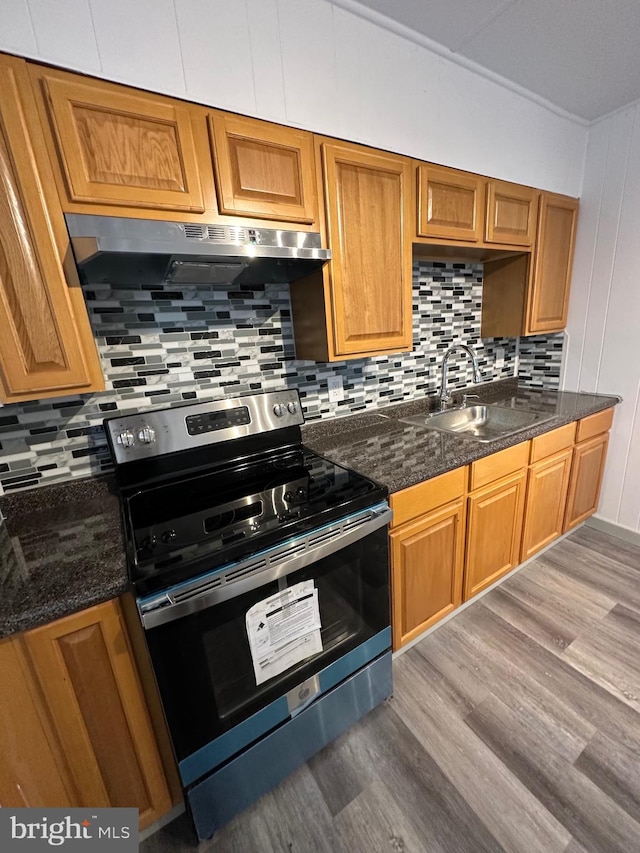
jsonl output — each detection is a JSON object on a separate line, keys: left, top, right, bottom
{"left": 320, "top": 140, "right": 413, "bottom": 357}
{"left": 464, "top": 469, "right": 527, "bottom": 600}
{"left": 527, "top": 193, "right": 578, "bottom": 333}
{"left": 0, "top": 636, "right": 74, "bottom": 808}
{"left": 521, "top": 448, "right": 573, "bottom": 561}
{"left": 0, "top": 54, "right": 102, "bottom": 402}
{"left": 564, "top": 433, "right": 610, "bottom": 531}
{"left": 530, "top": 422, "right": 576, "bottom": 463}
{"left": 34, "top": 68, "right": 205, "bottom": 212}
{"left": 469, "top": 440, "right": 530, "bottom": 491}
{"left": 390, "top": 466, "right": 466, "bottom": 528}
{"left": 23, "top": 600, "right": 171, "bottom": 829}
{"left": 576, "top": 407, "right": 614, "bottom": 443}
{"left": 485, "top": 180, "right": 538, "bottom": 247}
{"left": 417, "top": 164, "right": 484, "bottom": 242}
{"left": 391, "top": 499, "right": 465, "bottom": 649}
{"left": 209, "top": 112, "right": 317, "bottom": 224}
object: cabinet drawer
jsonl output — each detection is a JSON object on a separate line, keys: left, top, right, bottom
{"left": 530, "top": 422, "right": 576, "bottom": 462}
{"left": 390, "top": 466, "right": 466, "bottom": 529}
{"left": 469, "top": 441, "right": 529, "bottom": 491}
{"left": 576, "top": 408, "right": 614, "bottom": 443}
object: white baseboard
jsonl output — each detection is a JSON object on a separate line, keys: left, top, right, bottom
{"left": 391, "top": 523, "right": 582, "bottom": 660}
{"left": 585, "top": 515, "right": 640, "bottom": 548}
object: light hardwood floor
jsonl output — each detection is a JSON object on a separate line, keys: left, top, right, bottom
{"left": 142, "top": 525, "right": 640, "bottom": 852}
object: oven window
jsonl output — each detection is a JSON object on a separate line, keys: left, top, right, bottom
{"left": 144, "top": 525, "right": 389, "bottom": 763}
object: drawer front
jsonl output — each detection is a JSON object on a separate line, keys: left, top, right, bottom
{"left": 469, "top": 441, "right": 529, "bottom": 491}
{"left": 530, "top": 422, "right": 576, "bottom": 462}
{"left": 576, "top": 408, "right": 614, "bottom": 443}
{"left": 390, "top": 466, "right": 466, "bottom": 529}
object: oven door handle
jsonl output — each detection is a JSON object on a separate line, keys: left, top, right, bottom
{"left": 138, "top": 503, "right": 392, "bottom": 629}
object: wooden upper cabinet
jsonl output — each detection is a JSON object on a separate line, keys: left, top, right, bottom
{"left": 0, "top": 55, "right": 103, "bottom": 402}
{"left": 417, "top": 164, "right": 484, "bottom": 242}
{"left": 31, "top": 66, "right": 206, "bottom": 213}
{"left": 485, "top": 180, "right": 538, "bottom": 247}
{"left": 209, "top": 112, "right": 317, "bottom": 224}
{"left": 23, "top": 599, "right": 172, "bottom": 830}
{"left": 527, "top": 192, "right": 578, "bottom": 333}
{"left": 321, "top": 140, "right": 413, "bottom": 357}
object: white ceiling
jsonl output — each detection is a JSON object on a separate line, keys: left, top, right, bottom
{"left": 330, "top": 0, "right": 640, "bottom": 122}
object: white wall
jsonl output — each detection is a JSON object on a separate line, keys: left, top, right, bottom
{"left": 0, "top": 0, "right": 586, "bottom": 195}
{"left": 564, "top": 105, "right": 640, "bottom": 533}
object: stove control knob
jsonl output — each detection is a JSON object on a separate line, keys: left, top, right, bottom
{"left": 117, "top": 430, "right": 135, "bottom": 448}
{"left": 296, "top": 487, "right": 306, "bottom": 498}
{"left": 137, "top": 426, "right": 156, "bottom": 444}
{"left": 273, "top": 403, "right": 284, "bottom": 417}
{"left": 161, "top": 529, "right": 177, "bottom": 544}
{"left": 284, "top": 491, "right": 295, "bottom": 503}
{"left": 287, "top": 401, "right": 298, "bottom": 415}
{"left": 142, "top": 535, "right": 158, "bottom": 551}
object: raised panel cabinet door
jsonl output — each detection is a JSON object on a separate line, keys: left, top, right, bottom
{"left": 0, "top": 636, "right": 75, "bottom": 808}
{"left": 417, "top": 164, "right": 484, "bottom": 242}
{"left": 209, "top": 112, "right": 317, "bottom": 224}
{"left": 564, "top": 433, "right": 610, "bottom": 531}
{"left": 526, "top": 193, "right": 579, "bottom": 333}
{"left": 0, "top": 55, "right": 102, "bottom": 401}
{"left": 464, "top": 469, "right": 527, "bottom": 601}
{"left": 35, "top": 69, "right": 205, "bottom": 212}
{"left": 322, "top": 141, "right": 413, "bottom": 356}
{"left": 23, "top": 600, "right": 172, "bottom": 830}
{"left": 390, "top": 499, "right": 465, "bottom": 650}
{"left": 521, "top": 448, "right": 573, "bottom": 561}
{"left": 485, "top": 180, "right": 538, "bottom": 247}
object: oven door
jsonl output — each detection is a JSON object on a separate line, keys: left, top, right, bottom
{"left": 138, "top": 502, "right": 391, "bottom": 785}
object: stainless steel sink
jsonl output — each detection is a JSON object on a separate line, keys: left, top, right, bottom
{"left": 399, "top": 404, "right": 556, "bottom": 442}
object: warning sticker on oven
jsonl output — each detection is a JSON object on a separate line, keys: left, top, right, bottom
{"left": 246, "top": 580, "right": 323, "bottom": 685}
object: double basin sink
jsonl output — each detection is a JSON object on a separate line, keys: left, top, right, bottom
{"left": 399, "top": 403, "right": 556, "bottom": 443}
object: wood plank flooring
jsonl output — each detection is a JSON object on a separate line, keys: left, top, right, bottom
{"left": 142, "top": 525, "right": 640, "bottom": 852}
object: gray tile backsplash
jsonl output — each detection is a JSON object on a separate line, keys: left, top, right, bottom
{"left": 0, "top": 261, "right": 562, "bottom": 492}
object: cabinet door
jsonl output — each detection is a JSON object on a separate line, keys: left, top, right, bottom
{"left": 390, "top": 499, "right": 465, "bottom": 650}
{"left": 485, "top": 180, "right": 538, "bottom": 246}
{"left": 23, "top": 600, "right": 172, "bottom": 830}
{"left": 0, "top": 636, "right": 74, "bottom": 808}
{"left": 564, "top": 433, "right": 610, "bottom": 531}
{"left": 322, "top": 141, "right": 413, "bottom": 356}
{"left": 417, "top": 164, "right": 484, "bottom": 242}
{"left": 209, "top": 112, "right": 317, "bottom": 224}
{"left": 464, "top": 469, "right": 527, "bottom": 600}
{"left": 526, "top": 193, "right": 578, "bottom": 333}
{"left": 521, "top": 448, "right": 573, "bottom": 561}
{"left": 35, "top": 69, "right": 205, "bottom": 212}
{"left": 0, "top": 55, "right": 102, "bottom": 401}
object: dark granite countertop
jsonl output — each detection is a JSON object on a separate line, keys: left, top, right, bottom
{"left": 0, "top": 477, "right": 127, "bottom": 640}
{"left": 0, "top": 379, "right": 620, "bottom": 639}
{"left": 301, "top": 379, "right": 621, "bottom": 493}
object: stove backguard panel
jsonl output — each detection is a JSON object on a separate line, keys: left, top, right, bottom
{"left": 0, "top": 261, "right": 564, "bottom": 493}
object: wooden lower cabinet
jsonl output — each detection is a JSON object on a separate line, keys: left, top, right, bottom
{"left": 564, "top": 431, "right": 610, "bottom": 531}
{"left": 1, "top": 600, "right": 172, "bottom": 829}
{"left": 464, "top": 469, "right": 527, "bottom": 600}
{"left": 521, "top": 448, "right": 573, "bottom": 561}
{"left": 391, "top": 499, "right": 465, "bottom": 650}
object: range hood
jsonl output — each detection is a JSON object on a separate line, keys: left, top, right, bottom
{"left": 65, "top": 214, "right": 331, "bottom": 286}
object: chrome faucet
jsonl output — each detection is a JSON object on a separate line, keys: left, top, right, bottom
{"left": 438, "top": 344, "right": 482, "bottom": 408}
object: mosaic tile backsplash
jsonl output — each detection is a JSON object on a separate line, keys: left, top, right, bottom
{"left": 0, "top": 261, "right": 562, "bottom": 493}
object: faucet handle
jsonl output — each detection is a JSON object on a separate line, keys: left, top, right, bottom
{"left": 461, "top": 393, "right": 479, "bottom": 407}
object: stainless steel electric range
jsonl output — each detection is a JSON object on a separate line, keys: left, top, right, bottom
{"left": 106, "top": 390, "right": 393, "bottom": 841}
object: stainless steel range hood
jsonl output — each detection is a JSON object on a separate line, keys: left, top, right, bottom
{"left": 65, "top": 214, "right": 331, "bottom": 286}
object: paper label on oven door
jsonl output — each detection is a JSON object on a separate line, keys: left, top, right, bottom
{"left": 246, "top": 580, "right": 322, "bottom": 686}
